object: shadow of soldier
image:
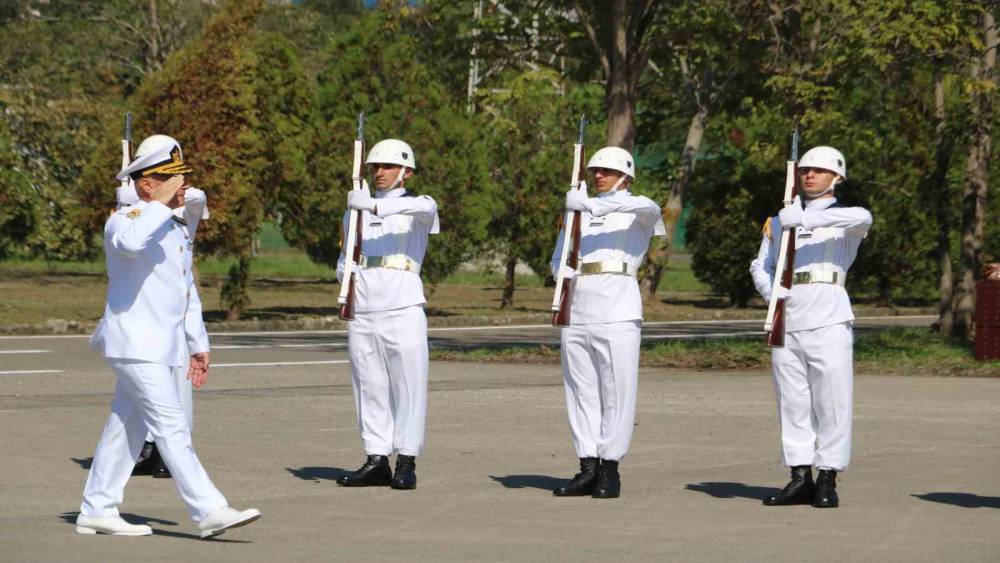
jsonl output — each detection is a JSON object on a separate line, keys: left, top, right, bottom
{"left": 685, "top": 482, "right": 778, "bottom": 500}
{"left": 286, "top": 466, "right": 352, "bottom": 482}
{"left": 71, "top": 457, "right": 93, "bottom": 470}
{"left": 912, "top": 492, "right": 1000, "bottom": 509}
{"left": 490, "top": 474, "right": 568, "bottom": 491}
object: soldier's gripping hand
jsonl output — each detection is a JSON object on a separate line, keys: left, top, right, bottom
{"left": 565, "top": 189, "right": 592, "bottom": 213}
{"left": 187, "top": 352, "right": 210, "bottom": 388}
{"left": 152, "top": 175, "right": 186, "bottom": 206}
{"left": 348, "top": 188, "right": 375, "bottom": 212}
{"left": 778, "top": 196, "right": 804, "bottom": 228}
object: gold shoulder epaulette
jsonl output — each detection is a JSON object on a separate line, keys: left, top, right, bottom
{"left": 762, "top": 218, "right": 772, "bottom": 240}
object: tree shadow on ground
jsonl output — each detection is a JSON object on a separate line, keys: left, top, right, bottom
{"left": 912, "top": 492, "right": 1000, "bottom": 509}
{"left": 286, "top": 466, "right": 352, "bottom": 482}
{"left": 59, "top": 511, "right": 251, "bottom": 542}
{"left": 71, "top": 457, "right": 93, "bottom": 470}
{"left": 490, "top": 475, "right": 567, "bottom": 491}
{"left": 685, "top": 482, "right": 777, "bottom": 500}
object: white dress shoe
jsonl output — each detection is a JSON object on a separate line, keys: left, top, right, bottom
{"left": 198, "top": 506, "right": 261, "bottom": 539}
{"left": 75, "top": 514, "right": 153, "bottom": 536}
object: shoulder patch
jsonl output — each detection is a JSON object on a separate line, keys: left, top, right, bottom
{"left": 126, "top": 208, "right": 142, "bottom": 219}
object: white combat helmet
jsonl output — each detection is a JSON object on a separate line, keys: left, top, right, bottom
{"left": 799, "top": 146, "right": 847, "bottom": 179}
{"left": 586, "top": 146, "right": 635, "bottom": 179}
{"left": 366, "top": 139, "right": 416, "bottom": 170}
{"left": 116, "top": 134, "right": 192, "bottom": 181}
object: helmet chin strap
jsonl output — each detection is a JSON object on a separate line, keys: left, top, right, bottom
{"left": 606, "top": 174, "right": 629, "bottom": 194}
{"left": 804, "top": 177, "right": 839, "bottom": 200}
{"left": 376, "top": 166, "right": 408, "bottom": 191}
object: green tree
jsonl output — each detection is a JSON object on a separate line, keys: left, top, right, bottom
{"left": 481, "top": 69, "right": 602, "bottom": 308}
{"left": 77, "top": 0, "right": 317, "bottom": 319}
{"left": 282, "top": 7, "right": 495, "bottom": 289}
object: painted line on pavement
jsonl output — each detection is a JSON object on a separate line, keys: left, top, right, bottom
{"left": 212, "top": 343, "right": 349, "bottom": 350}
{"left": 212, "top": 360, "right": 350, "bottom": 368}
{"left": 0, "top": 350, "right": 51, "bottom": 354}
{"left": 0, "top": 369, "right": 64, "bottom": 375}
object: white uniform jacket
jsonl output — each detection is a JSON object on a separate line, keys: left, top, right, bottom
{"left": 336, "top": 188, "right": 439, "bottom": 313}
{"left": 90, "top": 198, "right": 209, "bottom": 367}
{"left": 750, "top": 197, "right": 872, "bottom": 333}
{"left": 550, "top": 190, "right": 666, "bottom": 324}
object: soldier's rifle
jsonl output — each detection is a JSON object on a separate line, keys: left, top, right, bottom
{"left": 121, "top": 112, "right": 132, "bottom": 190}
{"left": 338, "top": 112, "right": 367, "bottom": 321}
{"left": 763, "top": 127, "right": 802, "bottom": 347}
{"left": 551, "top": 114, "right": 588, "bottom": 327}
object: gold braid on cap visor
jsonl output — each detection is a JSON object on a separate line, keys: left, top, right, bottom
{"left": 141, "top": 146, "right": 193, "bottom": 176}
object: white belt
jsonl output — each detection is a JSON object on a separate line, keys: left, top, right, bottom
{"left": 578, "top": 260, "right": 636, "bottom": 277}
{"left": 360, "top": 254, "right": 421, "bottom": 274}
{"left": 792, "top": 270, "right": 845, "bottom": 286}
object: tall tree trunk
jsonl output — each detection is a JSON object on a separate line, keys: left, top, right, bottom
{"left": 639, "top": 107, "right": 708, "bottom": 298}
{"left": 500, "top": 252, "right": 517, "bottom": 309}
{"left": 953, "top": 10, "right": 996, "bottom": 342}
{"left": 606, "top": 0, "right": 635, "bottom": 149}
{"left": 929, "top": 70, "right": 955, "bottom": 336}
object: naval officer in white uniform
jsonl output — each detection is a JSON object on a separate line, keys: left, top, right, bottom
{"left": 114, "top": 175, "right": 211, "bottom": 479}
{"left": 336, "top": 139, "right": 439, "bottom": 490}
{"left": 549, "top": 146, "right": 665, "bottom": 499}
{"left": 78, "top": 135, "right": 260, "bottom": 538}
{"left": 750, "top": 146, "right": 872, "bottom": 508}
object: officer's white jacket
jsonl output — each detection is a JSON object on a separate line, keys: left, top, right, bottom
{"left": 550, "top": 190, "right": 666, "bottom": 324}
{"left": 750, "top": 197, "right": 872, "bottom": 332}
{"left": 337, "top": 188, "right": 439, "bottom": 313}
{"left": 90, "top": 198, "right": 209, "bottom": 367}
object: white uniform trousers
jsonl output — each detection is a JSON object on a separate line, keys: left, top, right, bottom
{"left": 560, "top": 320, "right": 641, "bottom": 462}
{"left": 81, "top": 359, "right": 227, "bottom": 522}
{"left": 145, "top": 357, "right": 192, "bottom": 442}
{"left": 771, "top": 321, "right": 854, "bottom": 471}
{"left": 347, "top": 306, "right": 429, "bottom": 456}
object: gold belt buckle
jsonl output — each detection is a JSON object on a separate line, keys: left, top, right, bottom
{"left": 793, "top": 272, "right": 811, "bottom": 285}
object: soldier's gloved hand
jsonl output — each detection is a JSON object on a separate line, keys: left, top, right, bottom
{"left": 771, "top": 285, "right": 791, "bottom": 301}
{"left": 347, "top": 188, "right": 375, "bottom": 212}
{"left": 778, "top": 197, "right": 804, "bottom": 228}
{"left": 565, "top": 189, "right": 592, "bottom": 212}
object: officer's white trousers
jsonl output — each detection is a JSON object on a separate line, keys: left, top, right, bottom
{"left": 81, "top": 359, "right": 227, "bottom": 522}
{"left": 771, "top": 321, "right": 854, "bottom": 471}
{"left": 145, "top": 357, "right": 191, "bottom": 442}
{"left": 347, "top": 306, "right": 428, "bottom": 457}
{"left": 560, "top": 320, "right": 640, "bottom": 462}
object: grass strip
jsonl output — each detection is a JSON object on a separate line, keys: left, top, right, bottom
{"left": 430, "top": 328, "right": 1000, "bottom": 377}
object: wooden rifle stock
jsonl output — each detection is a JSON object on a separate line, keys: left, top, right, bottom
{"left": 764, "top": 128, "right": 802, "bottom": 347}
{"left": 551, "top": 115, "right": 588, "bottom": 327}
{"left": 338, "top": 112, "right": 367, "bottom": 321}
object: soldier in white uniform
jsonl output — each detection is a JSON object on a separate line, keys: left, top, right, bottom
{"left": 549, "top": 146, "right": 665, "bottom": 499}
{"left": 115, "top": 178, "right": 211, "bottom": 479}
{"left": 750, "top": 146, "right": 872, "bottom": 508}
{"left": 335, "top": 139, "right": 439, "bottom": 490}
{"left": 78, "top": 135, "right": 260, "bottom": 538}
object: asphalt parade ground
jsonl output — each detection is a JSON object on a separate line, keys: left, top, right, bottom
{"left": 1, "top": 317, "right": 998, "bottom": 562}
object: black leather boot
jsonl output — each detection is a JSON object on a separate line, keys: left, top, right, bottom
{"left": 132, "top": 441, "right": 162, "bottom": 476}
{"left": 151, "top": 454, "right": 171, "bottom": 479}
{"left": 336, "top": 455, "right": 392, "bottom": 487}
{"left": 553, "top": 457, "right": 599, "bottom": 497}
{"left": 591, "top": 459, "right": 621, "bottom": 499}
{"left": 391, "top": 455, "right": 417, "bottom": 490}
{"left": 812, "top": 469, "right": 839, "bottom": 508}
{"left": 763, "top": 465, "right": 814, "bottom": 506}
